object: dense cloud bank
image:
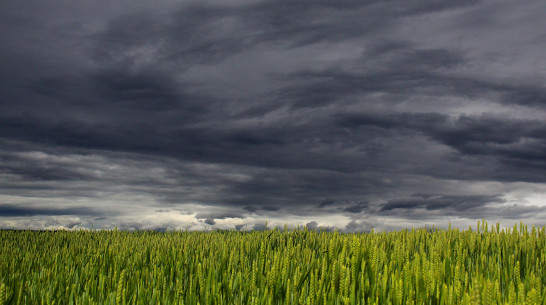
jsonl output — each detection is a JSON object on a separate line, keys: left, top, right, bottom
{"left": 1, "top": 0, "right": 545, "bottom": 230}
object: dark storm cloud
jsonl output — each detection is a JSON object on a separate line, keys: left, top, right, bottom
{"left": 335, "top": 112, "right": 546, "bottom": 181}
{"left": 0, "top": 205, "right": 104, "bottom": 217}
{"left": 377, "top": 194, "right": 546, "bottom": 222}
{"left": 317, "top": 199, "right": 336, "bottom": 208}
{"left": 2, "top": 1, "right": 541, "bottom": 175}
{"left": 281, "top": 57, "right": 546, "bottom": 110}
{"left": 90, "top": 70, "right": 200, "bottom": 112}
{"left": 380, "top": 194, "right": 504, "bottom": 212}
{"left": 277, "top": 44, "right": 468, "bottom": 108}
{"left": 344, "top": 202, "right": 369, "bottom": 214}
{"left": 1, "top": 0, "right": 546, "bottom": 230}
{"left": 217, "top": 170, "right": 394, "bottom": 211}
{"left": 89, "top": 0, "right": 481, "bottom": 68}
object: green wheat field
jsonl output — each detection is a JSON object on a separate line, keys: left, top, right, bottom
{"left": 1, "top": 221, "right": 545, "bottom": 304}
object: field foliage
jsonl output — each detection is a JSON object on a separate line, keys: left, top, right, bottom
{"left": 1, "top": 221, "right": 546, "bottom": 304}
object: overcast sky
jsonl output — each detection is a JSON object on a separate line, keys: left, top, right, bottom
{"left": 1, "top": 0, "right": 546, "bottom": 231}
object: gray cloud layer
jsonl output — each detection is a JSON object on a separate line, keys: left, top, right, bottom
{"left": 1, "top": 0, "right": 546, "bottom": 230}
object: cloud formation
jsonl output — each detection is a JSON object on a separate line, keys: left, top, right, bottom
{"left": 1, "top": 0, "right": 546, "bottom": 230}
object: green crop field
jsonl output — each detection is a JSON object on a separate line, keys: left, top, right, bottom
{"left": 1, "top": 221, "right": 545, "bottom": 305}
